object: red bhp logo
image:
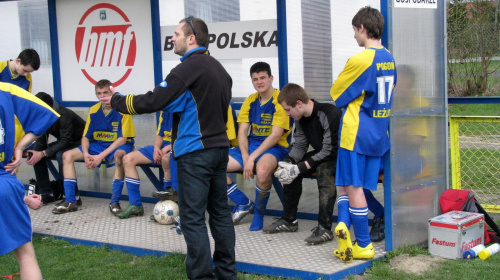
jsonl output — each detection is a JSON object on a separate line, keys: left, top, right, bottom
{"left": 75, "top": 3, "right": 136, "bottom": 86}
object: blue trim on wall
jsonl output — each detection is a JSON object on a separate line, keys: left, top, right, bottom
{"left": 383, "top": 151, "right": 392, "bottom": 251}
{"left": 150, "top": 0, "right": 163, "bottom": 85}
{"left": 448, "top": 97, "right": 500, "bottom": 104}
{"left": 380, "top": 0, "right": 389, "bottom": 50}
{"left": 35, "top": 234, "right": 175, "bottom": 258}
{"left": 276, "top": 0, "right": 288, "bottom": 89}
{"left": 48, "top": 0, "right": 62, "bottom": 103}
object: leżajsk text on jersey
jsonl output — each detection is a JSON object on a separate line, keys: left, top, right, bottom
{"left": 330, "top": 47, "right": 397, "bottom": 157}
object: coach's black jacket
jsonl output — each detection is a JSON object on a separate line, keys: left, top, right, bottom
{"left": 111, "top": 47, "right": 232, "bottom": 158}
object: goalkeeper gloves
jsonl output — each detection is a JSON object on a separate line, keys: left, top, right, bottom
{"left": 274, "top": 161, "right": 301, "bottom": 185}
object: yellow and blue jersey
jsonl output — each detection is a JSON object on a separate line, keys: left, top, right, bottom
{"left": 226, "top": 104, "right": 238, "bottom": 147}
{"left": 0, "top": 61, "right": 33, "bottom": 92}
{"left": 238, "top": 89, "right": 292, "bottom": 149}
{"left": 156, "top": 111, "right": 173, "bottom": 145}
{"left": 83, "top": 103, "right": 135, "bottom": 147}
{"left": 0, "top": 82, "right": 59, "bottom": 176}
{"left": 330, "top": 47, "right": 397, "bottom": 157}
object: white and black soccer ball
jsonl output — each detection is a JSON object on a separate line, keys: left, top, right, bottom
{"left": 153, "top": 200, "right": 179, "bottom": 225}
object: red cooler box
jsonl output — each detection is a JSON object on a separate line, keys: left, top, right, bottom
{"left": 428, "top": 211, "right": 484, "bottom": 259}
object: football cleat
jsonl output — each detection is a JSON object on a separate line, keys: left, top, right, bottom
{"left": 232, "top": 202, "right": 254, "bottom": 224}
{"left": 334, "top": 222, "right": 353, "bottom": 262}
{"left": 52, "top": 201, "right": 78, "bottom": 214}
{"left": 109, "top": 202, "right": 122, "bottom": 216}
{"left": 262, "top": 218, "right": 298, "bottom": 234}
{"left": 352, "top": 241, "right": 375, "bottom": 259}
{"left": 370, "top": 216, "right": 385, "bottom": 242}
{"left": 117, "top": 205, "right": 144, "bottom": 219}
{"left": 304, "top": 225, "right": 334, "bottom": 245}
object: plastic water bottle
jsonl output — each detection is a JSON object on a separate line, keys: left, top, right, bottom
{"left": 463, "top": 244, "right": 485, "bottom": 259}
{"left": 478, "top": 243, "right": 500, "bottom": 260}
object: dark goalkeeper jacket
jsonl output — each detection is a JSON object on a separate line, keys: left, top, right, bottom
{"left": 285, "top": 100, "right": 341, "bottom": 172}
{"left": 111, "top": 47, "right": 232, "bottom": 158}
{"left": 33, "top": 101, "right": 86, "bottom": 158}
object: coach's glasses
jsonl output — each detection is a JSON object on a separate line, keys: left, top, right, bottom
{"left": 184, "top": 16, "right": 196, "bottom": 36}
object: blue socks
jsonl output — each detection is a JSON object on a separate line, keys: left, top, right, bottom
{"left": 227, "top": 183, "right": 250, "bottom": 206}
{"left": 163, "top": 179, "right": 172, "bottom": 190}
{"left": 110, "top": 179, "right": 124, "bottom": 204}
{"left": 125, "top": 177, "right": 142, "bottom": 206}
{"left": 63, "top": 178, "right": 77, "bottom": 203}
{"left": 250, "top": 186, "right": 270, "bottom": 231}
{"left": 336, "top": 194, "right": 351, "bottom": 229}
{"left": 364, "top": 189, "right": 384, "bottom": 219}
{"left": 350, "top": 206, "right": 370, "bottom": 248}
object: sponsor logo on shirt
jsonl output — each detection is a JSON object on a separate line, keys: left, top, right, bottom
{"left": 94, "top": 131, "right": 118, "bottom": 141}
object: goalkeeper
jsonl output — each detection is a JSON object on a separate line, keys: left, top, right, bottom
{"left": 263, "top": 83, "right": 341, "bottom": 245}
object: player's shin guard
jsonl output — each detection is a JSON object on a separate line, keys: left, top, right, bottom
{"left": 110, "top": 179, "right": 124, "bottom": 204}
{"left": 349, "top": 206, "right": 371, "bottom": 248}
{"left": 227, "top": 183, "right": 250, "bottom": 206}
{"left": 336, "top": 195, "right": 351, "bottom": 228}
{"left": 63, "top": 178, "right": 77, "bottom": 203}
{"left": 125, "top": 177, "right": 142, "bottom": 206}
{"left": 250, "top": 186, "right": 270, "bottom": 231}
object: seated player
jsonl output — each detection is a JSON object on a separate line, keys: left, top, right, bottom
{"left": 25, "top": 92, "right": 86, "bottom": 204}
{"left": 52, "top": 79, "right": 135, "bottom": 214}
{"left": 117, "top": 111, "right": 175, "bottom": 218}
{"left": 264, "top": 83, "right": 341, "bottom": 245}
{"left": 0, "top": 48, "right": 40, "bottom": 92}
{"left": 226, "top": 62, "right": 292, "bottom": 231}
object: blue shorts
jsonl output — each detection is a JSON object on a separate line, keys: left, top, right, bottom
{"left": 0, "top": 175, "right": 32, "bottom": 255}
{"left": 229, "top": 141, "right": 289, "bottom": 168}
{"left": 335, "top": 148, "right": 382, "bottom": 191}
{"left": 79, "top": 142, "right": 134, "bottom": 167}
{"left": 138, "top": 143, "right": 170, "bottom": 166}
{"left": 139, "top": 146, "right": 178, "bottom": 189}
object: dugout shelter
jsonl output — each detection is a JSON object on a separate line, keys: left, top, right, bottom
{"left": 0, "top": 0, "right": 447, "bottom": 276}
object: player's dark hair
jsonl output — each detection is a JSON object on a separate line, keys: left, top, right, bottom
{"left": 95, "top": 79, "right": 112, "bottom": 90}
{"left": 18, "top": 48, "right": 41, "bottom": 70}
{"left": 278, "top": 83, "right": 310, "bottom": 107}
{"left": 250, "top": 62, "right": 272, "bottom": 77}
{"left": 35, "top": 92, "right": 54, "bottom": 107}
{"left": 180, "top": 16, "right": 209, "bottom": 48}
{"left": 352, "top": 6, "right": 384, "bottom": 40}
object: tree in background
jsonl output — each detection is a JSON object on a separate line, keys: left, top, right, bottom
{"left": 448, "top": 0, "right": 500, "bottom": 96}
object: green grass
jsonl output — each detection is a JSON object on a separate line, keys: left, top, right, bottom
{"left": 449, "top": 103, "right": 500, "bottom": 117}
{"left": 3, "top": 236, "right": 500, "bottom": 279}
{"left": 0, "top": 236, "right": 281, "bottom": 280}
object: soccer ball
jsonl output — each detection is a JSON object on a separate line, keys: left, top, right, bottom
{"left": 153, "top": 200, "right": 179, "bottom": 225}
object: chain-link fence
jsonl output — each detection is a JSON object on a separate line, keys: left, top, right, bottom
{"left": 450, "top": 116, "right": 500, "bottom": 213}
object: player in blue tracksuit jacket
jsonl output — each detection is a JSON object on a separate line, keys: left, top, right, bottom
{"left": 110, "top": 17, "right": 236, "bottom": 280}
{"left": 330, "top": 6, "right": 397, "bottom": 262}
{"left": 0, "top": 82, "right": 59, "bottom": 279}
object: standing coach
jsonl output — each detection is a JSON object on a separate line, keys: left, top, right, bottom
{"left": 110, "top": 16, "right": 236, "bottom": 280}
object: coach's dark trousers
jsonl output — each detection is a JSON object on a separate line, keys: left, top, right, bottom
{"left": 176, "top": 147, "right": 236, "bottom": 280}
